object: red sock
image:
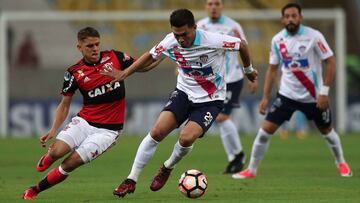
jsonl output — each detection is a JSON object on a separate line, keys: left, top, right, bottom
{"left": 42, "top": 154, "right": 54, "bottom": 166}
{"left": 35, "top": 167, "right": 68, "bottom": 193}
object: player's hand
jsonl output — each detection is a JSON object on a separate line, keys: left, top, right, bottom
{"left": 259, "top": 98, "right": 269, "bottom": 115}
{"left": 40, "top": 130, "right": 56, "bottom": 148}
{"left": 247, "top": 80, "right": 258, "bottom": 94}
{"left": 316, "top": 95, "right": 330, "bottom": 110}
{"left": 245, "top": 69, "right": 258, "bottom": 82}
{"left": 100, "top": 67, "right": 127, "bottom": 85}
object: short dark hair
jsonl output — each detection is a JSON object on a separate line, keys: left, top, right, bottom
{"left": 77, "top": 27, "right": 100, "bottom": 41}
{"left": 281, "top": 3, "right": 302, "bottom": 16}
{"left": 170, "top": 9, "right": 195, "bottom": 27}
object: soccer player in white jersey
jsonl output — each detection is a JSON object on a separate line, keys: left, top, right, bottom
{"left": 233, "top": 3, "right": 352, "bottom": 179}
{"left": 197, "top": 0, "right": 257, "bottom": 174}
{"left": 102, "top": 9, "right": 257, "bottom": 197}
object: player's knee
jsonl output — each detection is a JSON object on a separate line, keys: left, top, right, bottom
{"left": 318, "top": 126, "right": 332, "bottom": 135}
{"left": 48, "top": 144, "right": 68, "bottom": 160}
{"left": 150, "top": 127, "right": 167, "bottom": 141}
{"left": 216, "top": 113, "right": 229, "bottom": 123}
{"left": 178, "top": 132, "right": 197, "bottom": 147}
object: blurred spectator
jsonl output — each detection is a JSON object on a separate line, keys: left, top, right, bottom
{"left": 16, "top": 31, "right": 40, "bottom": 69}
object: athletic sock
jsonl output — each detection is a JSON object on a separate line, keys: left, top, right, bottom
{"left": 164, "top": 141, "right": 193, "bottom": 169}
{"left": 323, "top": 128, "right": 346, "bottom": 165}
{"left": 34, "top": 166, "right": 69, "bottom": 193}
{"left": 42, "top": 154, "right": 55, "bottom": 167}
{"left": 219, "top": 119, "right": 243, "bottom": 161}
{"left": 248, "top": 128, "right": 272, "bottom": 174}
{"left": 127, "top": 133, "right": 159, "bottom": 182}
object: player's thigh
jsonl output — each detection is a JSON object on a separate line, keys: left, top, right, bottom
{"left": 265, "top": 95, "right": 296, "bottom": 131}
{"left": 48, "top": 139, "right": 72, "bottom": 159}
{"left": 56, "top": 117, "right": 89, "bottom": 151}
{"left": 75, "top": 128, "right": 119, "bottom": 163}
{"left": 301, "top": 103, "right": 332, "bottom": 134}
{"left": 61, "top": 150, "right": 85, "bottom": 172}
{"left": 179, "top": 121, "right": 204, "bottom": 147}
{"left": 188, "top": 100, "right": 224, "bottom": 137}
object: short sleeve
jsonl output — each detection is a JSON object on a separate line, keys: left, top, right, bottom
{"left": 269, "top": 38, "right": 280, "bottom": 65}
{"left": 61, "top": 70, "right": 78, "bottom": 96}
{"left": 114, "top": 50, "right": 135, "bottom": 70}
{"left": 214, "top": 33, "right": 241, "bottom": 51}
{"left": 314, "top": 31, "right": 333, "bottom": 60}
{"left": 149, "top": 33, "right": 173, "bottom": 60}
{"left": 232, "top": 23, "right": 247, "bottom": 42}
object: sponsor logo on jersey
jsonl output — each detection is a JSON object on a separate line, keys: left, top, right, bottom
{"left": 155, "top": 45, "right": 164, "bottom": 55}
{"left": 88, "top": 82, "right": 121, "bottom": 98}
{"left": 84, "top": 76, "right": 91, "bottom": 83}
{"left": 222, "top": 41, "right": 236, "bottom": 48}
{"left": 317, "top": 40, "right": 328, "bottom": 54}
{"left": 77, "top": 69, "right": 85, "bottom": 79}
{"left": 283, "top": 59, "right": 309, "bottom": 71}
{"left": 64, "top": 71, "right": 71, "bottom": 81}
{"left": 182, "top": 66, "right": 214, "bottom": 78}
{"left": 100, "top": 56, "right": 111, "bottom": 63}
{"left": 103, "top": 62, "right": 113, "bottom": 71}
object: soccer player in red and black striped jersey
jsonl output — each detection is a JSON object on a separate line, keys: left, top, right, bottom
{"left": 22, "top": 27, "right": 155, "bottom": 200}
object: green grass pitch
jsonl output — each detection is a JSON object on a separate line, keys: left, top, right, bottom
{"left": 0, "top": 133, "right": 359, "bottom": 203}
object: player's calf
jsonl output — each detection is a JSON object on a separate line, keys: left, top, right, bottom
{"left": 37, "top": 154, "right": 55, "bottom": 172}
{"left": 113, "top": 179, "right": 136, "bottom": 198}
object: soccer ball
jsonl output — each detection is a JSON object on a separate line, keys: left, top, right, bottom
{"left": 178, "top": 169, "right": 208, "bottom": 199}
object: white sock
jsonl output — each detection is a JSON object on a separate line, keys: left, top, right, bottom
{"left": 127, "top": 133, "right": 159, "bottom": 182}
{"left": 323, "top": 129, "right": 346, "bottom": 165}
{"left": 164, "top": 141, "right": 193, "bottom": 169}
{"left": 219, "top": 119, "right": 243, "bottom": 162}
{"left": 248, "top": 128, "right": 272, "bottom": 174}
{"left": 58, "top": 165, "right": 69, "bottom": 175}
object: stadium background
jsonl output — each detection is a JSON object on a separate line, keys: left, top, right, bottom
{"left": 0, "top": 1, "right": 359, "bottom": 203}
{"left": 1, "top": 0, "right": 360, "bottom": 136}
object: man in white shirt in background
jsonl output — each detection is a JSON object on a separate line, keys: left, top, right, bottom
{"left": 233, "top": 3, "right": 352, "bottom": 179}
{"left": 198, "top": 0, "right": 257, "bottom": 174}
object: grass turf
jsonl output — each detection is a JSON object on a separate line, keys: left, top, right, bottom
{"left": 0, "top": 133, "right": 359, "bottom": 203}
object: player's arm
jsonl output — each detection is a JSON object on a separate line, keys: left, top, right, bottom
{"left": 259, "top": 64, "right": 278, "bottom": 115}
{"left": 137, "top": 57, "right": 164, "bottom": 72}
{"left": 101, "top": 52, "right": 157, "bottom": 84}
{"left": 40, "top": 96, "right": 72, "bottom": 147}
{"left": 238, "top": 41, "right": 257, "bottom": 82}
{"left": 317, "top": 55, "right": 336, "bottom": 110}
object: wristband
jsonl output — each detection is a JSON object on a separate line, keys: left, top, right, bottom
{"left": 243, "top": 64, "right": 254, "bottom": 74}
{"left": 319, "top": 86, "right": 330, "bottom": 96}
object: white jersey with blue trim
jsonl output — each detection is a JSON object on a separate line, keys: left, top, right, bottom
{"left": 149, "top": 29, "right": 242, "bottom": 103}
{"left": 197, "top": 15, "right": 246, "bottom": 83}
{"left": 269, "top": 25, "right": 333, "bottom": 103}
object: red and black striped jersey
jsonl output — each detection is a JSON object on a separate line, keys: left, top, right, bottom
{"left": 61, "top": 49, "right": 134, "bottom": 130}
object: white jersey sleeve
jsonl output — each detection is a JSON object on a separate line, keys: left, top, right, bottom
{"left": 313, "top": 31, "right": 333, "bottom": 60}
{"left": 207, "top": 32, "right": 241, "bottom": 51}
{"left": 269, "top": 37, "right": 281, "bottom": 65}
{"left": 149, "top": 33, "right": 173, "bottom": 60}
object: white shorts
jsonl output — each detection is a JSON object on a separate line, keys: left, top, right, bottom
{"left": 56, "top": 116, "right": 121, "bottom": 163}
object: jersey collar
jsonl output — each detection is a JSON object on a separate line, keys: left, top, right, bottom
{"left": 208, "top": 15, "right": 225, "bottom": 24}
{"left": 82, "top": 52, "right": 102, "bottom": 66}
{"left": 284, "top": 24, "right": 305, "bottom": 37}
{"left": 192, "top": 29, "right": 201, "bottom": 46}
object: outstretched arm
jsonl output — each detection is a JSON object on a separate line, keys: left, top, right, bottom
{"left": 40, "top": 96, "right": 72, "bottom": 147}
{"left": 137, "top": 57, "right": 164, "bottom": 72}
{"left": 101, "top": 52, "right": 158, "bottom": 83}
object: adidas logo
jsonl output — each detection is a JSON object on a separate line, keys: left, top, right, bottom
{"left": 84, "top": 76, "right": 91, "bottom": 83}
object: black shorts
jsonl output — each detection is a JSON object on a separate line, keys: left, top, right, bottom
{"left": 265, "top": 93, "right": 332, "bottom": 128}
{"left": 222, "top": 79, "right": 243, "bottom": 115}
{"left": 163, "top": 89, "right": 224, "bottom": 135}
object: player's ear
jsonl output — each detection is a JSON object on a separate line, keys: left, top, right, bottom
{"left": 76, "top": 43, "right": 81, "bottom": 51}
